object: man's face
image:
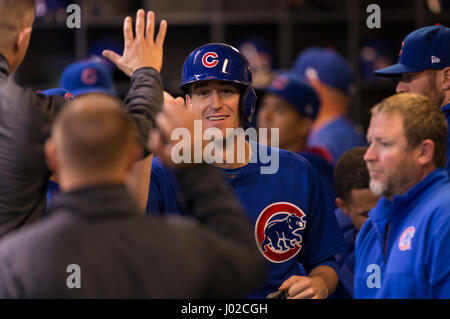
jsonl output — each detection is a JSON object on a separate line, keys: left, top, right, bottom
{"left": 364, "top": 112, "right": 420, "bottom": 199}
{"left": 257, "top": 93, "right": 310, "bottom": 150}
{"left": 344, "top": 188, "right": 380, "bottom": 231}
{"left": 396, "top": 70, "right": 445, "bottom": 107}
{"left": 185, "top": 80, "right": 241, "bottom": 137}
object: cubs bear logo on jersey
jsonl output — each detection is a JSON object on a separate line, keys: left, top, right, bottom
{"left": 202, "top": 52, "right": 219, "bottom": 68}
{"left": 255, "top": 202, "right": 306, "bottom": 263}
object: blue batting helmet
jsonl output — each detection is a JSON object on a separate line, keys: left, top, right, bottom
{"left": 180, "top": 43, "right": 257, "bottom": 123}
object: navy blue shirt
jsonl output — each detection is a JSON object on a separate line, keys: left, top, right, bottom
{"left": 147, "top": 141, "right": 346, "bottom": 298}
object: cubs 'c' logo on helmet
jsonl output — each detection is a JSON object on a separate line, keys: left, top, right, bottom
{"left": 255, "top": 202, "right": 306, "bottom": 263}
{"left": 202, "top": 52, "right": 219, "bottom": 68}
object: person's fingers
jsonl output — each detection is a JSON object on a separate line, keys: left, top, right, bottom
{"left": 278, "top": 275, "right": 300, "bottom": 291}
{"left": 174, "top": 97, "right": 185, "bottom": 105}
{"left": 155, "top": 113, "right": 173, "bottom": 140}
{"left": 286, "top": 278, "right": 312, "bottom": 298}
{"left": 102, "top": 50, "right": 121, "bottom": 65}
{"left": 135, "top": 9, "right": 145, "bottom": 42}
{"left": 146, "top": 11, "right": 155, "bottom": 44}
{"left": 155, "top": 19, "right": 167, "bottom": 49}
{"left": 163, "top": 91, "right": 175, "bottom": 103}
{"left": 123, "top": 16, "right": 133, "bottom": 49}
{"left": 288, "top": 287, "right": 315, "bottom": 299}
{"left": 148, "top": 129, "right": 163, "bottom": 153}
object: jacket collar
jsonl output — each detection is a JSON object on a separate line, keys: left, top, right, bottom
{"left": 48, "top": 184, "right": 140, "bottom": 219}
{"left": 0, "top": 54, "right": 10, "bottom": 77}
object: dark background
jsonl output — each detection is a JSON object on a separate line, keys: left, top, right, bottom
{"left": 15, "top": 0, "right": 450, "bottom": 132}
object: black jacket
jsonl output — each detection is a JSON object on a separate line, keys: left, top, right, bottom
{"left": 0, "top": 55, "right": 162, "bottom": 238}
{"left": 0, "top": 165, "right": 266, "bottom": 298}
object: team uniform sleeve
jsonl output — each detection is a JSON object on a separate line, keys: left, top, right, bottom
{"left": 146, "top": 159, "right": 164, "bottom": 215}
{"left": 298, "top": 160, "right": 347, "bottom": 272}
{"left": 426, "top": 215, "right": 450, "bottom": 298}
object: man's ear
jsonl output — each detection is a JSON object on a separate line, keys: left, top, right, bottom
{"left": 185, "top": 94, "right": 193, "bottom": 110}
{"left": 335, "top": 197, "right": 350, "bottom": 216}
{"left": 15, "top": 27, "right": 32, "bottom": 54}
{"left": 297, "top": 117, "right": 313, "bottom": 138}
{"left": 441, "top": 67, "right": 450, "bottom": 90}
{"left": 44, "top": 138, "right": 59, "bottom": 174}
{"left": 416, "top": 139, "right": 435, "bottom": 166}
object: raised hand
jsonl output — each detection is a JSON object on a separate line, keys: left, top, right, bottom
{"left": 103, "top": 10, "right": 167, "bottom": 77}
{"left": 148, "top": 92, "right": 199, "bottom": 167}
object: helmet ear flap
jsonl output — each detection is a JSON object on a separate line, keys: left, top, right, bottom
{"left": 242, "top": 86, "right": 257, "bottom": 123}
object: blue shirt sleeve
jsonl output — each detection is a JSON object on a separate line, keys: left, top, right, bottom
{"left": 146, "top": 159, "right": 164, "bottom": 215}
{"left": 427, "top": 215, "right": 450, "bottom": 298}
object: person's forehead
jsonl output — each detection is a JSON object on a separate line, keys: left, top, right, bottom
{"left": 401, "top": 69, "right": 433, "bottom": 79}
{"left": 191, "top": 80, "right": 239, "bottom": 90}
{"left": 368, "top": 111, "right": 405, "bottom": 136}
{"left": 349, "top": 188, "right": 379, "bottom": 210}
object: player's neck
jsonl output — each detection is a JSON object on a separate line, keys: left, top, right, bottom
{"left": 213, "top": 140, "right": 251, "bottom": 170}
{"left": 283, "top": 139, "right": 307, "bottom": 154}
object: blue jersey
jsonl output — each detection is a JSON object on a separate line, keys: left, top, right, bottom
{"left": 442, "top": 103, "right": 450, "bottom": 174}
{"left": 147, "top": 140, "right": 346, "bottom": 298}
{"left": 298, "top": 148, "right": 337, "bottom": 204}
{"left": 307, "top": 115, "right": 366, "bottom": 163}
{"left": 329, "top": 208, "right": 356, "bottom": 299}
{"left": 354, "top": 168, "right": 450, "bottom": 299}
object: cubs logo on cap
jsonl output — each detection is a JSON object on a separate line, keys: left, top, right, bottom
{"left": 398, "top": 226, "right": 415, "bottom": 251}
{"left": 255, "top": 202, "right": 306, "bottom": 263}
{"left": 202, "top": 52, "right": 219, "bottom": 68}
{"left": 81, "top": 68, "right": 98, "bottom": 86}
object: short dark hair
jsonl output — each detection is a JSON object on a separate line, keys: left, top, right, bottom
{"left": 52, "top": 94, "right": 136, "bottom": 174}
{"left": 334, "top": 147, "right": 370, "bottom": 204}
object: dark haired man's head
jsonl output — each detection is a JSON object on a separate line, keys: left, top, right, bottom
{"left": 45, "top": 93, "right": 142, "bottom": 191}
{"left": 334, "top": 147, "right": 380, "bottom": 230}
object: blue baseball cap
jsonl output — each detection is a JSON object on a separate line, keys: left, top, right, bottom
{"left": 266, "top": 71, "right": 320, "bottom": 119}
{"left": 37, "top": 88, "right": 74, "bottom": 100}
{"left": 292, "top": 47, "right": 354, "bottom": 95}
{"left": 60, "top": 61, "right": 116, "bottom": 97}
{"left": 375, "top": 25, "right": 450, "bottom": 77}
